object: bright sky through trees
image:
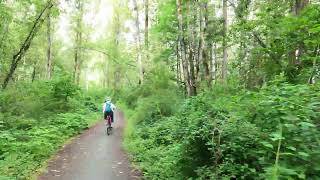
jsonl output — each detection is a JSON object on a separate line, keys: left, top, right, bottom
{"left": 57, "top": 0, "right": 114, "bottom": 44}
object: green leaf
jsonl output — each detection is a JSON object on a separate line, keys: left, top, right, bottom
{"left": 270, "top": 132, "right": 284, "bottom": 141}
{"left": 261, "top": 141, "right": 273, "bottom": 149}
{"left": 298, "top": 122, "right": 315, "bottom": 128}
{"left": 287, "top": 146, "right": 296, "bottom": 151}
{"left": 298, "top": 152, "right": 310, "bottom": 158}
{"left": 298, "top": 173, "right": 306, "bottom": 179}
{"left": 280, "top": 152, "right": 294, "bottom": 156}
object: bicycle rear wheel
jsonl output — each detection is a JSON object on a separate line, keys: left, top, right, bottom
{"left": 107, "top": 126, "right": 113, "bottom": 135}
{"left": 106, "top": 115, "right": 113, "bottom": 135}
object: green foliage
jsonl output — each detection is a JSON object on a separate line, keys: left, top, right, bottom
{"left": 121, "top": 64, "right": 182, "bottom": 115}
{"left": 0, "top": 76, "right": 80, "bottom": 121}
{"left": 0, "top": 78, "right": 100, "bottom": 180}
{"left": 124, "top": 82, "right": 320, "bottom": 179}
{"left": 232, "top": 3, "right": 320, "bottom": 87}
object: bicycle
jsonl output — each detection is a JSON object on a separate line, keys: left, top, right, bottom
{"left": 106, "top": 115, "right": 113, "bottom": 135}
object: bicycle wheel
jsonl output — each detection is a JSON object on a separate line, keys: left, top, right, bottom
{"left": 107, "top": 126, "right": 112, "bottom": 135}
{"left": 106, "top": 115, "right": 113, "bottom": 135}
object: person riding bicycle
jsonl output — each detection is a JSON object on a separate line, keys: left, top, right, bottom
{"left": 103, "top": 98, "right": 116, "bottom": 123}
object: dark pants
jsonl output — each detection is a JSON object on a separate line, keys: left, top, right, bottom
{"left": 104, "top": 111, "right": 114, "bottom": 122}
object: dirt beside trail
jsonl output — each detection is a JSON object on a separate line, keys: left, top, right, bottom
{"left": 38, "top": 111, "right": 140, "bottom": 180}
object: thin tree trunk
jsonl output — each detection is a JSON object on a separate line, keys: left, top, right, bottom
{"left": 144, "top": 0, "right": 149, "bottom": 61}
{"left": 222, "top": 0, "right": 228, "bottom": 83}
{"left": 210, "top": 43, "right": 214, "bottom": 81}
{"left": 115, "top": 5, "right": 122, "bottom": 90}
{"left": 308, "top": 44, "right": 319, "bottom": 84}
{"left": 201, "top": 2, "right": 210, "bottom": 87}
{"left": 187, "top": 2, "right": 196, "bottom": 94}
{"left": 73, "top": 31, "right": 79, "bottom": 83}
{"left": 76, "top": 32, "right": 83, "bottom": 85}
{"left": 31, "top": 65, "right": 36, "bottom": 82}
{"left": 193, "top": 3, "right": 200, "bottom": 82}
{"left": 198, "top": 3, "right": 203, "bottom": 81}
{"left": 133, "top": 0, "right": 144, "bottom": 84}
{"left": 46, "top": 7, "right": 53, "bottom": 79}
{"left": 178, "top": 41, "right": 185, "bottom": 87}
{"left": 176, "top": 43, "right": 181, "bottom": 85}
{"left": 74, "top": 0, "right": 83, "bottom": 85}
{"left": 214, "top": 43, "right": 218, "bottom": 84}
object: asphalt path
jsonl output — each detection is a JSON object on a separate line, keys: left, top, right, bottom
{"left": 38, "top": 111, "right": 139, "bottom": 180}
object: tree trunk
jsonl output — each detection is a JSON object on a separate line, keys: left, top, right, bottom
{"left": 31, "top": 62, "right": 37, "bottom": 82}
{"left": 46, "top": 7, "right": 53, "bottom": 79}
{"left": 201, "top": 2, "right": 210, "bottom": 87}
{"left": 74, "top": 0, "right": 83, "bottom": 85}
{"left": 222, "top": 0, "right": 228, "bottom": 83}
{"left": 176, "top": 43, "right": 181, "bottom": 85}
{"left": 73, "top": 31, "right": 79, "bottom": 84}
{"left": 144, "top": 0, "right": 149, "bottom": 62}
{"left": 176, "top": 0, "right": 194, "bottom": 96}
{"left": 177, "top": 40, "right": 185, "bottom": 87}
{"left": 193, "top": 3, "right": 200, "bottom": 83}
{"left": 133, "top": 0, "right": 144, "bottom": 84}
{"left": 197, "top": 3, "right": 203, "bottom": 82}
{"left": 293, "top": 0, "right": 309, "bottom": 15}
{"left": 187, "top": 1, "right": 196, "bottom": 94}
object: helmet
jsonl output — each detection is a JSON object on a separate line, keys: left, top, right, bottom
{"left": 105, "top": 97, "right": 111, "bottom": 102}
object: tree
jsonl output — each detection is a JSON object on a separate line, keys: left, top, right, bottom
{"left": 46, "top": 6, "right": 53, "bottom": 79}
{"left": 222, "top": 0, "right": 228, "bottom": 83}
{"left": 2, "top": 1, "right": 54, "bottom": 89}
{"left": 176, "top": 0, "right": 195, "bottom": 96}
{"left": 72, "top": 0, "right": 85, "bottom": 85}
{"left": 133, "top": 0, "right": 144, "bottom": 84}
{"left": 144, "top": 0, "right": 149, "bottom": 61}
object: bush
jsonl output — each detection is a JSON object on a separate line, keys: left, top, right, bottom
{"left": 124, "top": 82, "right": 320, "bottom": 179}
{"left": 0, "top": 77, "right": 101, "bottom": 180}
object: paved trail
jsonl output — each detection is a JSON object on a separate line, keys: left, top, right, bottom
{"left": 38, "top": 111, "right": 139, "bottom": 180}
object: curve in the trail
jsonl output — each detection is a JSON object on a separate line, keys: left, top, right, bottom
{"left": 38, "top": 111, "right": 140, "bottom": 180}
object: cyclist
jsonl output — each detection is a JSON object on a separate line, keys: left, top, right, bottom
{"left": 103, "top": 97, "right": 116, "bottom": 124}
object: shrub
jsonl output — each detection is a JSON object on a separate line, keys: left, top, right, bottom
{"left": 124, "top": 83, "right": 320, "bottom": 179}
{"left": 0, "top": 77, "right": 101, "bottom": 180}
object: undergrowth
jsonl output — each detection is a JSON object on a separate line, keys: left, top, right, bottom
{"left": 0, "top": 76, "right": 101, "bottom": 180}
{"left": 122, "top": 70, "right": 320, "bottom": 179}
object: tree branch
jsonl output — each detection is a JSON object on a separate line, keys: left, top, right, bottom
{"left": 227, "top": 0, "right": 236, "bottom": 9}
{"left": 252, "top": 31, "right": 281, "bottom": 65}
{"left": 79, "top": 46, "right": 137, "bottom": 68}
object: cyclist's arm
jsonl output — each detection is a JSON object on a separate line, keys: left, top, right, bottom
{"left": 102, "top": 103, "right": 106, "bottom": 113}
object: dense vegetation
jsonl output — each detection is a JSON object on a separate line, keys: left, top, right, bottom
{"left": 1, "top": 0, "right": 319, "bottom": 179}
{"left": 122, "top": 75, "right": 320, "bottom": 179}
{"left": 120, "top": 0, "right": 320, "bottom": 179}
{"left": 0, "top": 76, "right": 102, "bottom": 179}
{"left": 0, "top": 1, "right": 106, "bottom": 179}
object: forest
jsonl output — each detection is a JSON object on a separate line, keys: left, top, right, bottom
{"left": 0, "top": 0, "right": 320, "bottom": 179}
